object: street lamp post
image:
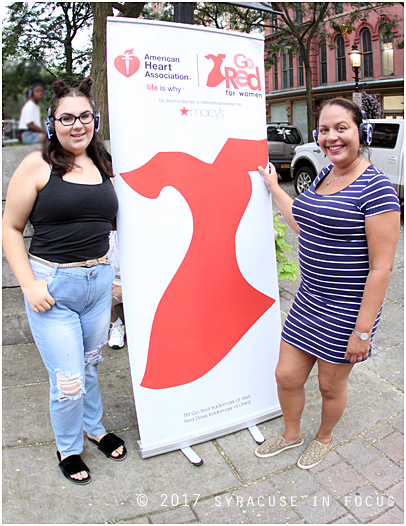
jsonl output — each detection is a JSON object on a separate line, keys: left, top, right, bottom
{"left": 174, "top": 2, "right": 196, "bottom": 24}
{"left": 349, "top": 44, "right": 362, "bottom": 92}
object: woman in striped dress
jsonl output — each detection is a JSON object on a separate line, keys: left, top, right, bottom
{"left": 255, "top": 98, "right": 400, "bottom": 469}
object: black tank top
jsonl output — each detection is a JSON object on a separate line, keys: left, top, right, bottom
{"left": 29, "top": 168, "right": 118, "bottom": 263}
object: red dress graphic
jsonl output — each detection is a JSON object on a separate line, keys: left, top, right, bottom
{"left": 121, "top": 138, "right": 275, "bottom": 389}
{"left": 205, "top": 53, "right": 226, "bottom": 87}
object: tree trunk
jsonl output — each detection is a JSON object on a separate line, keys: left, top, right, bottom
{"left": 90, "top": 2, "right": 113, "bottom": 140}
{"left": 90, "top": 2, "right": 146, "bottom": 140}
{"left": 64, "top": 40, "right": 74, "bottom": 82}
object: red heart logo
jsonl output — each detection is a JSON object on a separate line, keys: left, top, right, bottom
{"left": 114, "top": 52, "right": 140, "bottom": 78}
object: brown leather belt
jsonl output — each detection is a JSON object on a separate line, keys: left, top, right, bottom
{"left": 28, "top": 253, "right": 110, "bottom": 268}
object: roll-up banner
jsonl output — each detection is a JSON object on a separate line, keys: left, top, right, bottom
{"left": 106, "top": 17, "right": 281, "bottom": 459}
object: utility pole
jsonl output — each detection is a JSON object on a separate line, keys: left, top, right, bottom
{"left": 174, "top": 3, "right": 196, "bottom": 24}
{"left": 224, "top": 2, "right": 282, "bottom": 15}
{"left": 173, "top": 2, "right": 281, "bottom": 25}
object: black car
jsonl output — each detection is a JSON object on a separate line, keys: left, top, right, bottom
{"left": 267, "top": 122, "right": 303, "bottom": 180}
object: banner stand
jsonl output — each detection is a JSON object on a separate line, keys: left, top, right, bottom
{"left": 136, "top": 409, "right": 282, "bottom": 459}
{"left": 137, "top": 423, "right": 267, "bottom": 465}
{"left": 107, "top": 17, "right": 283, "bottom": 461}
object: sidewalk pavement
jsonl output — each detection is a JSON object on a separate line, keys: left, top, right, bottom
{"left": 2, "top": 182, "right": 404, "bottom": 525}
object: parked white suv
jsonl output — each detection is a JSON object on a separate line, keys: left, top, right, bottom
{"left": 290, "top": 119, "right": 404, "bottom": 203}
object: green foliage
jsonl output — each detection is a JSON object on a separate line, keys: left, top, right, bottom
{"left": 194, "top": 2, "right": 267, "bottom": 33}
{"left": 140, "top": 2, "right": 269, "bottom": 32}
{"left": 2, "top": 2, "right": 93, "bottom": 120}
{"left": 273, "top": 212, "right": 300, "bottom": 281}
{"left": 2, "top": 2, "right": 93, "bottom": 82}
{"left": 141, "top": 2, "right": 174, "bottom": 22}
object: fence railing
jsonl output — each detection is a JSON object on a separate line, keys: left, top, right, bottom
{"left": 2, "top": 119, "right": 19, "bottom": 144}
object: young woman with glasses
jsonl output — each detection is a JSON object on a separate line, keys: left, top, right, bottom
{"left": 2, "top": 78, "right": 127, "bottom": 485}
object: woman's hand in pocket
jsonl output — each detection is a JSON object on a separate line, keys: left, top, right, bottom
{"left": 23, "top": 279, "right": 56, "bottom": 313}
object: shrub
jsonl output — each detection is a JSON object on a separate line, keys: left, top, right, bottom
{"left": 361, "top": 91, "right": 382, "bottom": 119}
{"left": 273, "top": 211, "right": 300, "bottom": 281}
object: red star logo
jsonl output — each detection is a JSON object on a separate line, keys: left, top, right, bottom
{"left": 180, "top": 107, "right": 189, "bottom": 116}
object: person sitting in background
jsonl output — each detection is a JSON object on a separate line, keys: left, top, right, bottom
{"left": 18, "top": 78, "right": 47, "bottom": 144}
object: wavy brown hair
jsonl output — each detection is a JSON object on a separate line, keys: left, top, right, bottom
{"left": 319, "top": 97, "right": 363, "bottom": 130}
{"left": 42, "top": 78, "right": 113, "bottom": 178}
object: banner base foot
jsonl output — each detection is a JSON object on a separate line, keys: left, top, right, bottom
{"left": 136, "top": 409, "right": 281, "bottom": 459}
{"left": 248, "top": 425, "right": 265, "bottom": 444}
{"left": 181, "top": 446, "right": 203, "bottom": 466}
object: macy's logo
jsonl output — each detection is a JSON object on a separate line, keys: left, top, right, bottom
{"left": 205, "top": 53, "right": 261, "bottom": 91}
{"left": 114, "top": 49, "right": 140, "bottom": 78}
{"left": 180, "top": 107, "right": 225, "bottom": 119}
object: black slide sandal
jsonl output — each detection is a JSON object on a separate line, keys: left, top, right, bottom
{"left": 87, "top": 433, "right": 127, "bottom": 461}
{"left": 56, "top": 451, "right": 91, "bottom": 485}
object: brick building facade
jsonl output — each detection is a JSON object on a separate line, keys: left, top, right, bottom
{"left": 264, "top": 3, "right": 404, "bottom": 141}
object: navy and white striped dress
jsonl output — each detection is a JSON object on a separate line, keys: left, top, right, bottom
{"left": 281, "top": 164, "right": 400, "bottom": 363}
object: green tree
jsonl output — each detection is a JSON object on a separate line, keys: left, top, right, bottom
{"left": 2, "top": 2, "right": 93, "bottom": 84}
{"left": 264, "top": 2, "right": 401, "bottom": 140}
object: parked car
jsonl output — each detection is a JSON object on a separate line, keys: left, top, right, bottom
{"left": 290, "top": 119, "right": 404, "bottom": 203}
{"left": 267, "top": 122, "right": 303, "bottom": 180}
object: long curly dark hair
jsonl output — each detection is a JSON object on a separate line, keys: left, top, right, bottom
{"left": 42, "top": 78, "right": 113, "bottom": 178}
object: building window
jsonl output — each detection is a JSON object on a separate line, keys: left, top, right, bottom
{"left": 335, "top": 35, "right": 346, "bottom": 81}
{"left": 360, "top": 28, "right": 373, "bottom": 78}
{"left": 382, "top": 95, "right": 404, "bottom": 118}
{"left": 294, "top": 7, "right": 302, "bottom": 24}
{"left": 273, "top": 55, "right": 278, "bottom": 90}
{"left": 333, "top": 3, "right": 344, "bottom": 15}
{"left": 297, "top": 52, "right": 304, "bottom": 87}
{"left": 383, "top": 95, "right": 403, "bottom": 111}
{"left": 271, "top": 103, "right": 288, "bottom": 123}
{"left": 270, "top": 12, "right": 278, "bottom": 33}
{"left": 282, "top": 53, "right": 293, "bottom": 89}
{"left": 289, "top": 55, "right": 293, "bottom": 86}
{"left": 319, "top": 42, "right": 327, "bottom": 84}
{"left": 380, "top": 27, "right": 394, "bottom": 76}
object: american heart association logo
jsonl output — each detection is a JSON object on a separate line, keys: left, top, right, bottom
{"left": 114, "top": 48, "right": 140, "bottom": 78}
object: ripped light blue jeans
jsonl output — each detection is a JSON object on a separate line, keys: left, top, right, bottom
{"left": 25, "top": 257, "right": 115, "bottom": 456}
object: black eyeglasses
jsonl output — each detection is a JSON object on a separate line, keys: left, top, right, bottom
{"left": 54, "top": 112, "right": 95, "bottom": 126}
